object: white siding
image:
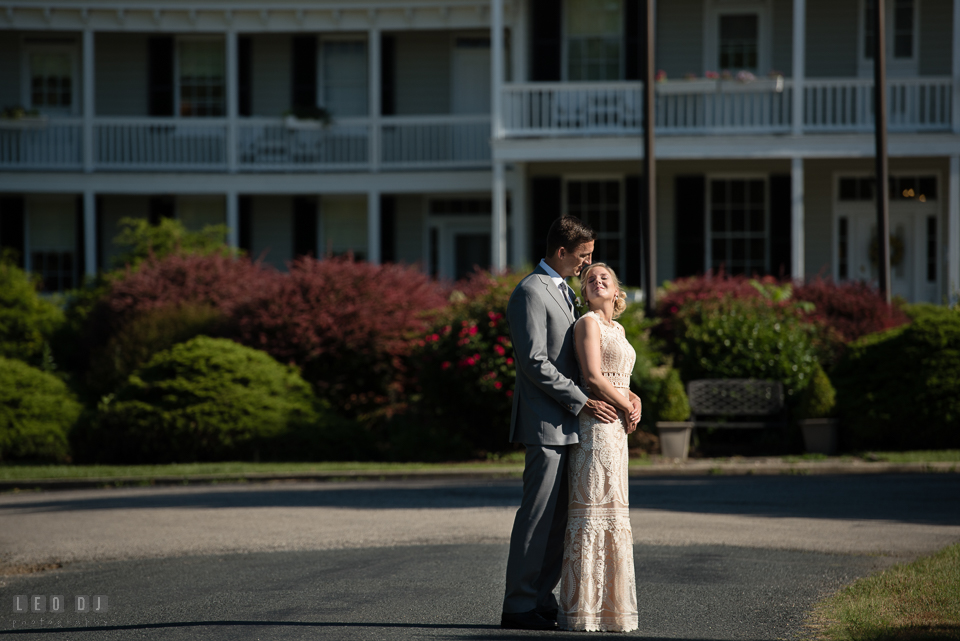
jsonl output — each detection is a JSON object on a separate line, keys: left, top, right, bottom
{"left": 771, "top": 0, "right": 793, "bottom": 76}
{"left": 0, "top": 32, "right": 21, "bottom": 108}
{"left": 95, "top": 33, "right": 148, "bottom": 116}
{"left": 657, "top": 0, "right": 703, "bottom": 78}
{"left": 251, "top": 34, "right": 291, "bottom": 117}
{"left": 100, "top": 195, "right": 149, "bottom": 269}
{"left": 807, "top": 0, "right": 859, "bottom": 77}
{"left": 394, "top": 32, "right": 451, "bottom": 115}
{"left": 920, "top": 0, "right": 952, "bottom": 76}
{"left": 251, "top": 195, "right": 292, "bottom": 269}
{"left": 395, "top": 194, "right": 425, "bottom": 265}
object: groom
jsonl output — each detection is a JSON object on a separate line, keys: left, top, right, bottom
{"left": 501, "top": 216, "right": 621, "bottom": 630}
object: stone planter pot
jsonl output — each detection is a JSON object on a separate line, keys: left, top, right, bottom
{"left": 799, "top": 418, "right": 838, "bottom": 455}
{"left": 656, "top": 422, "right": 693, "bottom": 461}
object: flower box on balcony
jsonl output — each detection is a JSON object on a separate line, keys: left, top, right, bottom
{"left": 719, "top": 76, "right": 785, "bottom": 94}
{"left": 656, "top": 79, "right": 719, "bottom": 95}
{"left": 0, "top": 115, "right": 49, "bottom": 129}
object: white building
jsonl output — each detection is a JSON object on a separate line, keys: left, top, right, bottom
{"left": 0, "top": 0, "right": 958, "bottom": 303}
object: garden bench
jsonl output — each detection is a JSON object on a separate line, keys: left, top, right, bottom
{"left": 656, "top": 379, "right": 787, "bottom": 459}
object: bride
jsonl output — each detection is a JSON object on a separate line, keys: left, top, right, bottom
{"left": 558, "top": 262, "right": 640, "bottom": 633}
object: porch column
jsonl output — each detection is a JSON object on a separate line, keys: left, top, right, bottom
{"left": 791, "top": 157, "right": 805, "bottom": 278}
{"left": 953, "top": 0, "right": 960, "bottom": 133}
{"left": 491, "top": 0, "right": 504, "bottom": 139}
{"left": 226, "top": 30, "right": 238, "bottom": 173}
{"left": 82, "top": 29, "right": 94, "bottom": 172}
{"left": 511, "top": 161, "right": 527, "bottom": 267}
{"left": 367, "top": 190, "right": 381, "bottom": 264}
{"left": 226, "top": 190, "right": 239, "bottom": 250}
{"left": 369, "top": 27, "right": 381, "bottom": 172}
{"left": 511, "top": 0, "right": 527, "bottom": 83}
{"left": 791, "top": 0, "right": 806, "bottom": 136}
{"left": 949, "top": 155, "right": 960, "bottom": 305}
{"left": 493, "top": 161, "right": 508, "bottom": 271}
{"left": 83, "top": 190, "right": 96, "bottom": 276}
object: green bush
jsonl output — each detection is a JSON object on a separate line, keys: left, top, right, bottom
{"left": 833, "top": 306, "right": 960, "bottom": 451}
{"left": 80, "top": 336, "right": 357, "bottom": 463}
{"left": 83, "top": 303, "right": 225, "bottom": 401}
{"left": 633, "top": 366, "right": 691, "bottom": 427}
{"left": 0, "top": 356, "right": 80, "bottom": 462}
{"left": 0, "top": 258, "right": 64, "bottom": 368}
{"left": 110, "top": 216, "right": 231, "bottom": 270}
{"left": 672, "top": 297, "right": 821, "bottom": 402}
{"left": 793, "top": 361, "right": 836, "bottom": 420}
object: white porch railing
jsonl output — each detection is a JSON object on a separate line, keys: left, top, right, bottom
{"left": 656, "top": 79, "right": 793, "bottom": 134}
{"left": 0, "top": 118, "right": 83, "bottom": 169}
{"left": 380, "top": 115, "right": 491, "bottom": 168}
{"left": 96, "top": 118, "right": 228, "bottom": 169}
{"left": 238, "top": 118, "right": 369, "bottom": 171}
{"left": 804, "top": 76, "right": 953, "bottom": 132}
{"left": 502, "top": 83, "right": 643, "bottom": 136}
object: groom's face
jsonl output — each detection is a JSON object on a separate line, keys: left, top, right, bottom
{"left": 556, "top": 241, "right": 595, "bottom": 279}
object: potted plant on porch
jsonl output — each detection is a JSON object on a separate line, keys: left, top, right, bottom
{"left": 652, "top": 368, "right": 694, "bottom": 461}
{"left": 794, "top": 362, "right": 839, "bottom": 455}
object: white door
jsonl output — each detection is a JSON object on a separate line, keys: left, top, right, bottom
{"left": 451, "top": 38, "right": 491, "bottom": 115}
{"left": 843, "top": 206, "right": 939, "bottom": 303}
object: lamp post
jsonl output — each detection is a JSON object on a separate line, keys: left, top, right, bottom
{"left": 874, "top": 0, "right": 892, "bottom": 304}
{"left": 641, "top": 0, "right": 657, "bottom": 316}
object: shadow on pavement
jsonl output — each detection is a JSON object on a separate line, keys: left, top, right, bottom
{"left": 1, "top": 474, "right": 958, "bottom": 526}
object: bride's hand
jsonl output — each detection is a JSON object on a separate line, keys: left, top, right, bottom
{"left": 624, "top": 418, "right": 638, "bottom": 435}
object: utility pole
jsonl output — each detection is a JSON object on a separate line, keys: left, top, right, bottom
{"left": 641, "top": 0, "right": 657, "bottom": 316}
{"left": 874, "top": 0, "right": 892, "bottom": 303}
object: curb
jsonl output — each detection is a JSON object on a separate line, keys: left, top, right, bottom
{"left": 0, "top": 461, "right": 957, "bottom": 492}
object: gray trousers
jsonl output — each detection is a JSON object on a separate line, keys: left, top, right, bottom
{"left": 502, "top": 444, "right": 569, "bottom": 614}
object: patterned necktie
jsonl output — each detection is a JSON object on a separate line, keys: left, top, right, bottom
{"left": 559, "top": 282, "right": 573, "bottom": 313}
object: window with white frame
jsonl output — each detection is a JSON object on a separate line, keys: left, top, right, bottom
{"left": 719, "top": 15, "right": 759, "bottom": 72}
{"left": 178, "top": 39, "right": 225, "bottom": 117}
{"left": 319, "top": 39, "right": 368, "bottom": 118}
{"left": 27, "top": 197, "right": 76, "bottom": 292}
{"left": 861, "top": 0, "right": 917, "bottom": 75}
{"left": 565, "top": 0, "right": 623, "bottom": 81}
{"left": 709, "top": 179, "right": 767, "bottom": 275}
{"left": 23, "top": 40, "right": 77, "bottom": 114}
{"left": 565, "top": 179, "right": 623, "bottom": 275}
{"left": 320, "top": 196, "right": 367, "bottom": 260}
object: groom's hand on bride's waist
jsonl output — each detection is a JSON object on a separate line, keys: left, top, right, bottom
{"left": 580, "top": 398, "right": 619, "bottom": 423}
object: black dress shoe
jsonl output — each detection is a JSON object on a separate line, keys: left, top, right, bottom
{"left": 500, "top": 610, "right": 558, "bottom": 630}
{"left": 536, "top": 608, "right": 558, "bottom": 623}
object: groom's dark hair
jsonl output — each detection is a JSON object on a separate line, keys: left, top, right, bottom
{"left": 545, "top": 216, "right": 596, "bottom": 258}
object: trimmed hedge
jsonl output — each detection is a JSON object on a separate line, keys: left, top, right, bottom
{"left": 0, "top": 356, "right": 80, "bottom": 462}
{"left": 833, "top": 306, "right": 960, "bottom": 451}
{"left": 0, "top": 260, "right": 64, "bottom": 367}
{"left": 80, "top": 336, "right": 355, "bottom": 463}
{"left": 672, "top": 297, "right": 821, "bottom": 402}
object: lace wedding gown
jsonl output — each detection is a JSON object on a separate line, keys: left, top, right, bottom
{"left": 558, "top": 311, "right": 639, "bottom": 633}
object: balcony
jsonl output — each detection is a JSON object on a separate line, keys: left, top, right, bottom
{"left": 501, "top": 76, "right": 953, "bottom": 137}
{"left": 0, "top": 115, "right": 492, "bottom": 172}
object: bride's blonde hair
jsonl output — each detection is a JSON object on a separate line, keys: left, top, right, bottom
{"left": 579, "top": 262, "right": 627, "bottom": 319}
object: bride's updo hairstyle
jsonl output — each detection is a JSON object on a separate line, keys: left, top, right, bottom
{"left": 579, "top": 262, "right": 627, "bottom": 319}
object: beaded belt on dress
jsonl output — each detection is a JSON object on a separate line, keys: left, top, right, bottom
{"left": 602, "top": 372, "right": 631, "bottom": 389}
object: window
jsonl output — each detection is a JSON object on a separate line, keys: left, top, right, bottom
{"left": 179, "top": 39, "right": 225, "bottom": 117}
{"left": 27, "top": 197, "right": 76, "bottom": 293}
{"left": 565, "top": 0, "right": 622, "bottom": 81}
{"left": 863, "top": 0, "right": 916, "bottom": 70}
{"left": 566, "top": 180, "right": 622, "bottom": 275}
{"left": 719, "top": 15, "right": 759, "bottom": 72}
{"left": 838, "top": 175, "right": 937, "bottom": 202}
{"left": 23, "top": 40, "right": 77, "bottom": 114}
{"left": 709, "top": 179, "right": 767, "bottom": 275}
{"left": 320, "top": 196, "right": 367, "bottom": 260}
{"left": 320, "top": 39, "right": 368, "bottom": 117}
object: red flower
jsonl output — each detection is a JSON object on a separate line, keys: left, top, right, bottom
{"left": 494, "top": 344, "right": 506, "bottom": 356}
{"left": 506, "top": 357, "right": 514, "bottom": 366}
{"left": 441, "top": 361, "right": 451, "bottom": 370}
{"left": 506, "top": 390, "right": 513, "bottom": 398}
{"left": 468, "top": 326, "right": 478, "bottom": 336}
{"left": 494, "top": 381, "right": 503, "bottom": 389}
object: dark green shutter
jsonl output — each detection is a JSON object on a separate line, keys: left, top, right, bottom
{"left": 291, "top": 36, "right": 317, "bottom": 110}
{"left": 0, "top": 196, "right": 26, "bottom": 268}
{"left": 238, "top": 196, "right": 252, "bottom": 254}
{"left": 530, "top": 0, "right": 562, "bottom": 81}
{"left": 531, "top": 176, "right": 562, "bottom": 262}
{"left": 147, "top": 37, "right": 175, "bottom": 116}
{"left": 674, "top": 175, "right": 706, "bottom": 277}
{"left": 148, "top": 196, "right": 175, "bottom": 226}
{"left": 293, "top": 197, "right": 317, "bottom": 258}
{"left": 624, "top": 0, "right": 641, "bottom": 81}
{"left": 238, "top": 36, "right": 252, "bottom": 117}
{"left": 769, "top": 174, "right": 792, "bottom": 278}
{"left": 381, "top": 35, "right": 395, "bottom": 116}
{"left": 625, "top": 175, "right": 642, "bottom": 287}
{"left": 380, "top": 195, "right": 396, "bottom": 263}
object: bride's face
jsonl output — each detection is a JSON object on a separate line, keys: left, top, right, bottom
{"left": 583, "top": 267, "right": 617, "bottom": 307}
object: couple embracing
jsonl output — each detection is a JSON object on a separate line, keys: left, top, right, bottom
{"left": 501, "top": 216, "right": 641, "bottom": 633}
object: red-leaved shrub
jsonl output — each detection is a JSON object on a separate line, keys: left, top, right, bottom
{"left": 793, "top": 278, "right": 910, "bottom": 343}
{"left": 230, "top": 256, "right": 449, "bottom": 417}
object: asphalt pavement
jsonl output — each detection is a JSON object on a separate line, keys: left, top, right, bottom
{"left": 1, "top": 474, "right": 959, "bottom": 640}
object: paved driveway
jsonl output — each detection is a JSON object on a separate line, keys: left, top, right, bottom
{"left": 1, "top": 474, "right": 958, "bottom": 639}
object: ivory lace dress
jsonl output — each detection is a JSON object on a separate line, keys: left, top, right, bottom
{"left": 558, "top": 311, "right": 639, "bottom": 633}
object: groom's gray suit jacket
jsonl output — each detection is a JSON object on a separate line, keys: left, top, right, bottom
{"left": 507, "top": 265, "right": 589, "bottom": 445}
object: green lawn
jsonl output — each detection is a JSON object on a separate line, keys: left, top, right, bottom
{"left": 865, "top": 451, "right": 960, "bottom": 463}
{"left": 810, "top": 543, "right": 960, "bottom": 641}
